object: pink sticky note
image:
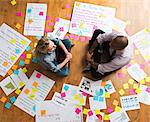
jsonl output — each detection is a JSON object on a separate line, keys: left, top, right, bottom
{"left": 82, "top": 91, "right": 88, "bottom": 96}
{"left": 21, "top": 53, "right": 26, "bottom": 58}
{"left": 69, "top": 34, "right": 75, "bottom": 39}
{"left": 146, "top": 87, "right": 150, "bottom": 93}
{"left": 96, "top": 114, "right": 102, "bottom": 120}
{"left": 16, "top": 12, "right": 22, "bottom": 16}
{"left": 46, "top": 16, "right": 50, "bottom": 20}
{"left": 74, "top": 35, "right": 79, "bottom": 40}
{"left": 117, "top": 72, "right": 124, "bottom": 78}
{"left": 36, "top": 73, "right": 41, "bottom": 78}
{"left": 55, "top": 17, "right": 59, "bottom": 22}
{"left": 61, "top": 92, "right": 66, "bottom": 98}
{"left": 85, "top": 37, "right": 90, "bottom": 42}
{"left": 48, "top": 22, "right": 53, "bottom": 27}
{"left": 126, "top": 63, "right": 131, "bottom": 68}
{"left": 130, "top": 89, "right": 136, "bottom": 95}
{"left": 140, "top": 64, "right": 145, "bottom": 70}
{"left": 88, "top": 110, "right": 93, "bottom": 116}
{"left": 72, "top": 23, "right": 76, "bottom": 28}
{"left": 80, "top": 37, "right": 86, "bottom": 42}
{"left": 45, "top": 29, "right": 50, "bottom": 34}
{"left": 60, "top": 27, "right": 64, "bottom": 32}
{"left": 66, "top": 4, "right": 70, "bottom": 9}
{"left": 39, "top": 12, "right": 44, "bottom": 16}
{"left": 66, "top": 13, "right": 71, "bottom": 18}
{"left": 75, "top": 108, "right": 81, "bottom": 114}
{"left": 107, "top": 107, "right": 113, "bottom": 114}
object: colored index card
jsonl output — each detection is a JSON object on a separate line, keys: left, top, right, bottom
{"left": 26, "top": 54, "right": 32, "bottom": 59}
{"left": 22, "top": 67, "right": 27, "bottom": 73}
{"left": 8, "top": 69, "right": 13, "bottom": 75}
{"left": 5, "top": 102, "right": 12, "bottom": 109}
{"left": 95, "top": 110, "right": 100, "bottom": 115}
{"left": 0, "top": 96, "right": 7, "bottom": 103}
{"left": 115, "top": 106, "right": 121, "bottom": 112}
{"left": 107, "top": 107, "right": 113, "bottom": 114}
{"left": 32, "top": 81, "right": 38, "bottom": 87}
{"left": 15, "top": 23, "right": 21, "bottom": 29}
{"left": 146, "top": 77, "right": 150, "bottom": 82}
{"left": 11, "top": 0, "right": 16, "bottom": 6}
{"left": 128, "top": 79, "right": 134, "bottom": 84}
{"left": 2, "top": 61, "right": 8, "bottom": 67}
{"left": 83, "top": 108, "right": 89, "bottom": 115}
{"left": 75, "top": 108, "right": 81, "bottom": 114}
{"left": 139, "top": 79, "right": 145, "bottom": 84}
{"left": 88, "top": 110, "right": 93, "bottom": 116}
{"left": 133, "top": 84, "right": 139, "bottom": 89}
{"left": 123, "top": 83, "right": 129, "bottom": 89}
{"left": 24, "top": 88, "right": 30, "bottom": 94}
{"left": 15, "top": 89, "right": 21, "bottom": 95}
{"left": 61, "top": 92, "right": 66, "bottom": 98}
{"left": 119, "top": 89, "right": 125, "bottom": 96}
{"left": 113, "top": 99, "right": 119, "bottom": 106}
{"left": 101, "top": 81, "right": 106, "bottom": 86}
{"left": 10, "top": 96, "right": 16, "bottom": 103}
{"left": 103, "top": 114, "right": 110, "bottom": 120}
{"left": 105, "top": 92, "right": 110, "bottom": 98}
{"left": 41, "top": 110, "right": 46, "bottom": 116}
{"left": 64, "top": 85, "right": 69, "bottom": 91}
{"left": 36, "top": 73, "right": 41, "bottom": 78}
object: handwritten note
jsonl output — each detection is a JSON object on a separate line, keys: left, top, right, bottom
{"left": 69, "top": 2, "right": 116, "bottom": 37}
{"left": 24, "top": 3, "right": 47, "bottom": 36}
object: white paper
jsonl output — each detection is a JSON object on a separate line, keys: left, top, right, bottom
{"left": 138, "top": 85, "right": 150, "bottom": 105}
{"left": 130, "top": 29, "right": 150, "bottom": 61}
{"left": 127, "top": 63, "right": 147, "bottom": 82}
{"left": 36, "top": 101, "right": 82, "bottom": 122}
{"left": 120, "top": 95, "right": 140, "bottom": 111}
{"left": 79, "top": 77, "right": 94, "bottom": 96}
{"left": 24, "top": 3, "right": 47, "bottom": 36}
{"left": 14, "top": 70, "right": 55, "bottom": 116}
{"left": 69, "top": 2, "right": 116, "bottom": 37}
{"left": 104, "top": 80, "right": 116, "bottom": 94}
{"left": 47, "top": 18, "right": 70, "bottom": 39}
{"left": 86, "top": 112, "right": 104, "bottom": 122}
{"left": 0, "top": 76, "right": 17, "bottom": 96}
{"left": 109, "top": 109, "right": 130, "bottom": 122}
{"left": 61, "top": 83, "right": 87, "bottom": 105}
{"left": 0, "top": 23, "right": 31, "bottom": 77}
{"left": 18, "top": 68, "right": 29, "bottom": 85}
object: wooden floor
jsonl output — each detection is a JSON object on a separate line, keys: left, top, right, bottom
{"left": 0, "top": 0, "right": 150, "bottom": 122}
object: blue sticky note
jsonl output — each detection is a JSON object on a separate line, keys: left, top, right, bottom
{"left": 10, "top": 96, "right": 16, "bottom": 103}
{"left": 27, "top": 8, "right": 31, "bottom": 13}
{"left": 14, "top": 70, "right": 19, "bottom": 75}
{"left": 64, "top": 85, "right": 69, "bottom": 91}
{"left": 32, "top": 105, "right": 36, "bottom": 112}
{"left": 25, "top": 46, "right": 31, "bottom": 51}
{"left": 99, "top": 88, "right": 104, "bottom": 96}
{"left": 5, "top": 102, "right": 12, "bottom": 109}
{"left": 19, "top": 60, "right": 25, "bottom": 66}
{"left": 32, "top": 57, "right": 37, "bottom": 63}
{"left": 99, "top": 97, "right": 104, "bottom": 102}
{"left": 93, "top": 96, "right": 98, "bottom": 101}
{"left": 15, "top": 49, "right": 20, "bottom": 54}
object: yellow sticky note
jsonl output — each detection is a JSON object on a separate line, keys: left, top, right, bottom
{"left": 113, "top": 99, "right": 119, "bottom": 106}
{"left": 32, "top": 88, "right": 37, "bottom": 93}
{"left": 115, "top": 106, "right": 121, "bottom": 112}
{"left": 95, "top": 110, "right": 100, "bottom": 115}
{"left": 10, "top": 38, "right": 16, "bottom": 44}
{"left": 103, "top": 114, "right": 110, "bottom": 120}
{"left": 21, "top": 40, "right": 27, "bottom": 45}
{"left": 26, "top": 54, "right": 32, "bottom": 59}
{"left": 41, "top": 110, "right": 46, "bottom": 116}
{"left": 11, "top": 0, "right": 16, "bottom": 6}
{"left": 15, "top": 23, "right": 21, "bottom": 29}
{"left": 34, "top": 43, "right": 37, "bottom": 48}
{"left": 83, "top": 108, "right": 89, "bottom": 115}
{"left": 73, "top": 94, "right": 80, "bottom": 100}
{"left": 79, "top": 98, "right": 84, "bottom": 104}
{"left": 145, "top": 77, "right": 150, "bottom": 82}
{"left": 135, "top": 88, "right": 141, "bottom": 94}
{"left": 119, "top": 89, "right": 125, "bottom": 96}
{"left": 22, "top": 67, "right": 27, "bottom": 73}
{"left": 105, "top": 92, "right": 110, "bottom": 98}
{"left": 128, "top": 79, "right": 134, "bottom": 84}
{"left": 139, "top": 79, "right": 145, "bottom": 84}
{"left": 123, "top": 83, "right": 129, "bottom": 89}
{"left": 133, "top": 84, "right": 139, "bottom": 89}
{"left": 15, "top": 89, "right": 21, "bottom": 95}
{"left": 134, "top": 49, "right": 139, "bottom": 55}
{"left": 19, "top": 81, "right": 25, "bottom": 87}
{"left": 10, "top": 56, "right": 16, "bottom": 61}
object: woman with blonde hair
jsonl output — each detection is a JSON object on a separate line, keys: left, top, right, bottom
{"left": 35, "top": 36, "right": 73, "bottom": 76}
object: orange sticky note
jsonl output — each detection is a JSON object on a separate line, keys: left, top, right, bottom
{"left": 15, "top": 23, "right": 21, "bottom": 29}
{"left": 32, "top": 81, "right": 38, "bottom": 87}
{"left": 24, "top": 88, "right": 30, "bottom": 94}
{"left": 101, "top": 81, "right": 106, "bottom": 86}
{"left": 8, "top": 69, "right": 13, "bottom": 75}
{"left": 113, "top": 99, "right": 119, "bottom": 106}
{"left": 2, "top": 61, "right": 8, "bottom": 67}
{"left": 0, "top": 96, "right": 7, "bottom": 103}
{"left": 41, "top": 110, "right": 46, "bottom": 116}
{"left": 12, "top": 65, "right": 18, "bottom": 70}
{"left": 25, "top": 59, "right": 30, "bottom": 64}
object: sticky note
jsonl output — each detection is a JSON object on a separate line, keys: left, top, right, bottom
{"left": 93, "top": 96, "right": 99, "bottom": 101}
{"left": 113, "top": 99, "right": 119, "bottom": 106}
{"left": 79, "top": 98, "right": 84, "bottom": 104}
{"left": 101, "top": 81, "right": 106, "bottom": 86}
{"left": 48, "top": 22, "right": 53, "bottom": 26}
{"left": 61, "top": 92, "right": 66, "bottom": 98}
{"left": 146, "top": 87, "right": 150, "bottom": 93}
{"left": 10, "top": 96, "right": 16, "bottom": 103}
{"left": 46, "top": 16, "right": 50, "bottom": 20}
{"left": 14, "top": 70, "right": 19, "bottom": 75}
{"left": 146, "top": 77, "right": 150, "bottom": 82}
{"left": 115, "top": 106, "right": 121, "bottom": 112}
{"left": 73, "top": 94, "right": 80, "bottom": 100}
{"left": 55, "top": 17, "right": 59, "bottom": 22}
{"left": 103, "top": 114, "right": 110, "bottom": 120}
{"left": 82, "top": 92, "right": 87, "bottom": 96}
{"left": 117, "top": 72, "right": 124, "bottom": 78}
{"left": 134, "top": 49, "right": 139, "bottom": 55}
{"left": 88, "top": 110, "right": 93, "bottom": 116}
{"left": 83, "top": 108, "right": 88, "bottom": 115}
{"left": 15, "top": 23, "right": 21, "bottom": 29}
{"left": 5, "top": 102, "right": 12, "bottom": 109}
{"left": 2, "top": 61, "right": 8, "bottom": 67}
{"left": 10, "top": 38, "right": 16, "bottom": 44}
{"left": 119, "top": 89, "right": 125, "bottom": 96}
{"left": 29, "top": 94, "right": 35, "bottom": 100}
{"left": 75, "top": 108, "right": 81, "bottom": 114}
{"left": 64, "top": 85, "right": 69, "bottom": 91}
{"left": 15, "top": 89, "right": 21, "bottom": 95}
{"left": 139, "top": 79, "right": 145, "bottom": 84}
{"left": 96, "top": 114, "right": 102, "bottom": 120}
{"left": 26, "top": 46, "right": 31, "bottom": 51}
{"left": 105, "top": 92, "right": 110, "bottom": 98}
{"left": 19, "top": 60, "right": 25, "bottom": 66}
{"left": 32, "top": 57, "right": 37, "bottom": 63}
{"left": 22, "top": 67, "right": 27, "bottom": 73}
{"left": 130, "top": 89, "right": 136, "bottom": 95}
{"left": 39, "top": 12, "right": 44, "bottom": 16}
{"left": 32, "top": 88, "right": 37, "bottom": 93}
{"left": 16, "top": 12, "right": 22, "bottom": 16}
{"left": 128, "top": 79, "right": 134, "bottom": 84}
{"left": 26, "top": 54, "right": 32, "bottom": 59}
{"left": 28, "top": 19, "right": 33, "bottom": 24}
{"left": 133, "top": 84, "right": 139, "bottom": 89}
{"left": 24, "top": 88, "right": 30, "bottom": 94}
{"left": 10, "top": 55, "right": 16, "bottom": 61}
{"left": 15, "top": 49, "right": 21, "bottom": 54}
{"left": 60, "top": 27, "right": 64, "bottom": 32}
{"left": 21, "top": 54, "right": 26, "bottom": 59}
{"left": 99, "top": 97, "right": 104, "bottom": 102}
{"left": 107, "top": 107, "right": 113, "bottom": 114}
{"left": 8, "top": 69, "right": 13, "bottom": 75}
{"left": 25, "top": 59, "right": 30, "bottom": 64}
{"left": 135, "top": 88, "right": 141, "bottom": 94}
{"left": 123, "top": 83, "right": 129, "bottom": 89}
{"left": 12, "top": 65, "right": 18, "bottom": 70}
{"left": 0, "top": 96, "right": 7, "bottom": 103}
{"left": 36, "top": 73, "right": 41, "bottom": 78}
{"left": 32, "top": 81, "right": 38, "bottom": 87}
{"left": 66, "top": 4, "right": 70, "bottom": 9}
{"left": 27, "top": 8, "right": 31, "bottom": 13}
{"left": 41, "top": 110, "right": 46, "bottom": 116}
{"left": 66, "top": 13, "right": 71, "bottom": 18}
{"left": 11, "top": 0, "right": 16, "bottom": 6}
{"left": 21, "top": 40, "right": 27, "bottom": 45}
{"left": 95, "top": 110, "right": 100, "bottom": 115}
{"left": 19, "top": 81, "right": 25, "bottom": 87}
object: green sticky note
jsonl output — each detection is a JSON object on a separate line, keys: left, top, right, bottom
{"left": 22, "top": 67, "right": 27, "bottom": 73}
{"left": 10, "top": 56, "right": 16, "bottom": 61}
{"left": 32, "top": 88, "right": 37, "bottom": 93}
{"left": 28, "top": 94, "right": 35, "bottom": 100}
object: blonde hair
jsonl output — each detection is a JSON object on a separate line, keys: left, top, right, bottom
{"left": 35, "top": 37, "right": 49, "bottom": 56}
